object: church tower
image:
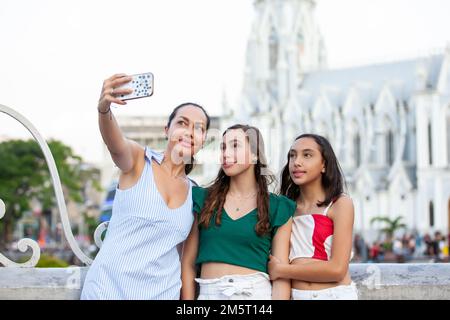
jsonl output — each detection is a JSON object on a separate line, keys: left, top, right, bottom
{"left": 240, "top": 0, "right": 326, "bottom": 116}
{"left": 222, "top": 0, "right": 327, "bottom": 173}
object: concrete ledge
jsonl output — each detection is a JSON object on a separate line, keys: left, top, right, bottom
{"left": 350, "top": 263, "right": 450, "bottom": 300}
{"left": 0, "top": 267, "right": 88, "bottom": 300}
{"left": 0, "top": 264, "right": 449, "bottom": 300}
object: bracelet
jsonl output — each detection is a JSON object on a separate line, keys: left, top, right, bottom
{"left": 98, "top": 106, "right": 112, "bottom": 120}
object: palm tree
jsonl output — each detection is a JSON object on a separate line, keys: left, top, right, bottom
{"left": 370, "top": 216, "right": 407, "bottom": 251}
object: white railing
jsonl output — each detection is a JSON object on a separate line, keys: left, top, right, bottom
{"left": 0, "top": 104, "right": 106, "bottom": 267}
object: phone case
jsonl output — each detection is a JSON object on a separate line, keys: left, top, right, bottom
{"left": 117, "top": 72, "right": 154, "bottom": 101}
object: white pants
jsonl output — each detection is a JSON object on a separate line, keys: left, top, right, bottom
{"left": 292, "top": 282, "right": 358, "bottom": 300}
{"left": 195, "top": 272, "right": 272, "bottom": 300}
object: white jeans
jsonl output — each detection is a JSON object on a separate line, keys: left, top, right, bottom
{"left": 195, "top": 272, "right": 272, "bottom": 300}
{"left": 292, "top": 282, "right": 358, "bottom": 300}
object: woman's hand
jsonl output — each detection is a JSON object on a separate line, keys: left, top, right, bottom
{"left": 97, "top": 73, "right": 141, "bottom": 173}
{"left": 268, "top": 254, "right": 283, "bottom": 281}
{"left": 98, "top": 73, "right": 133, "bottom": 112}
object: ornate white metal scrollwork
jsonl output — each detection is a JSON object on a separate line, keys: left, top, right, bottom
{"left": 0, "top": 104, "right": 94, "bottom": 266}
{"left": 0, "top": 198, "right": 41, "bottom": 267}
{"left": 0, "top": 198, "right": 5, "bottom": 219}
{"left": 93, "top": 221, "right": 109, "bottom": 249}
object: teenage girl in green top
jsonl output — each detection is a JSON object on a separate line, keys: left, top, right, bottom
{"left": 181, "top": 124, "right": 296, "bottom": 300}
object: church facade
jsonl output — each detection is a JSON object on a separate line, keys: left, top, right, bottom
{"left": 221, "top": 0, "right": 450, "bottom": 240}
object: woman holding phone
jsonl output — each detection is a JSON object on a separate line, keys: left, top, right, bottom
{"left": 81, "top": 73, "right": 210, "bottom": 300}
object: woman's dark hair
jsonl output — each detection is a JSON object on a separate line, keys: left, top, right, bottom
{"left": 199, "top": 124, "right": 275, "bottom": 236}
{"left": 279, "top": 133, "right": 347, "bottom": 207}
{"left": 166, "top": 102, "right": 210, "bottom": 175}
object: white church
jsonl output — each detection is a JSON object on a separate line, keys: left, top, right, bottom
{"left": 221, "top": 0, "right": 450, "bottom": 241}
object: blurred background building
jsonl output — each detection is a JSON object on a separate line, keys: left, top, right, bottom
{"left": 221, "top": 0, "right": 450, "bottom": 243}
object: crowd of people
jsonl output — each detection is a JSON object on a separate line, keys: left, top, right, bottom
{"left": 353, "top": 231, "right": 449, "bottom": 263}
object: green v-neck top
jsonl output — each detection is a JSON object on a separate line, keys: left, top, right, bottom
{"left": 192, "top": 186, "right": 296, "bottom": 273}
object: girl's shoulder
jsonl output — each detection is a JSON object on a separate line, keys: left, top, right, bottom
{"left": 266, "top": 193, "right": 296, "bottom": 230}
{"left": 269, "top": 192, "right": 295, "bottom": 204}
{"left": 192, "top": 186, "right": 208, "bottom": 199}
{"left": 192, "top": 186, "right": 209, "bottom": 212}
{"left": 332, "top": 193, "right": 353, "bottom": 206}
{"left": 268, "top": 193, "right": 297, "bottom": 215}
{"left": 328, "top": 193, "right": 354, "bottom": 218}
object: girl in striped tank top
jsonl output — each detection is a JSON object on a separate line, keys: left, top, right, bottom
{"left": 269, "top": 134, "right": 358, "bottom": 300}
{"left": 81, "top": 73, "right": 210, "bottom": 300}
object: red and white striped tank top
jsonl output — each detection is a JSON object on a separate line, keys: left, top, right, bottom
{"left": 289, "top": 198, "right": 344, "bottom": 262}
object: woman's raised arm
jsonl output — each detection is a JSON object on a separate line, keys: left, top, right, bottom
{"left": 97, "top": 73, "right": 141, "bottom": 173}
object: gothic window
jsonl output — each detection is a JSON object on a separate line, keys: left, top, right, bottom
{"left": 269, "top": 26, "right": 278, "bottom": 71}
{"left": 354, "top": 133, "right": 361, "bottom": 167}
{"left": 429, "top": 201, "right": 435, "bottom": 227}
{"left": 403, "top": 128, "right": 410, "bottom": 162}
{"left": 369, "top": 135, "right": 377, "bottom": 164}
{"left": 386, "top": 130, "right": 394, "bottom": 166}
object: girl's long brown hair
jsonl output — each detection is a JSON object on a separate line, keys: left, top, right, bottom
{"left": 199, "top": 124, "right": 275, "bottom": 236}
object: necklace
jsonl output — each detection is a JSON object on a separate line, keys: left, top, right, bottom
{"left": 160, "top": 161, "right": 186, "bottom": 180}
{"left": 228, "top": 191, "right": 257, "bottom": 212}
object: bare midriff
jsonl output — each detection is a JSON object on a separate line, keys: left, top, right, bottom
{"left": 200, "top": 262, "right": 261, "bottom": 279}
{"left": 290, "top": 257, "right": 352, "bottom": 290}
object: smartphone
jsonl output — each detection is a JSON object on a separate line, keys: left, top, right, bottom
{"left": 117, "top": 72, "right": 154, "bottom": 101}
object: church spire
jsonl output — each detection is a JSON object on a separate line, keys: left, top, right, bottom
{"left": 242, "top": 0, "right": 326, "bottom": 112}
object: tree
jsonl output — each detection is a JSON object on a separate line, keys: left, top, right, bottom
{"left": 0, "top": 139, "right": 88, "bottom": 247}
{"left": 370, "top": 216, "right": 407, "bottom": 249}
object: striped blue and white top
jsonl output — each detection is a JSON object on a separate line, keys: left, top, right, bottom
{"left": 81, "top": 147, "right": 194, "bottom": 300}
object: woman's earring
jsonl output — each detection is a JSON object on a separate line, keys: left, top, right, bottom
{"left": 322, "top": 168, "right": 326, "bottom": 173}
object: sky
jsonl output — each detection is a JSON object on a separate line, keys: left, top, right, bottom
{"left": 1, "top": 0, "right": 449, "bottom": 164}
